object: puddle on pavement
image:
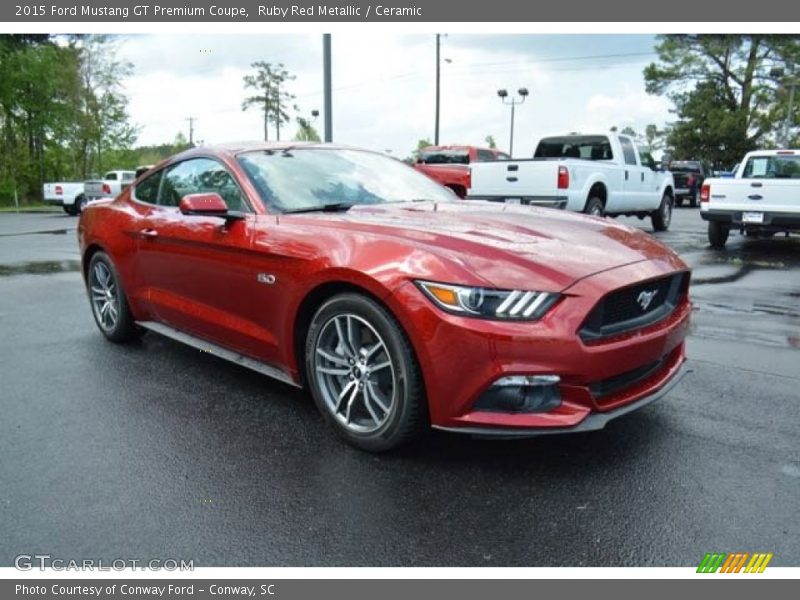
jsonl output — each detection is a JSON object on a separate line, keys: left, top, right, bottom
{"left": 0, "top": 260, "right": 81, "bottom": 276}
{"left": 0, "top": 228, "right": 72, "bottom": 237}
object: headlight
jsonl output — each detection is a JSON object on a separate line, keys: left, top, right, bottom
{"left": 415, "top": 280, "right": 559, "bottom": 321}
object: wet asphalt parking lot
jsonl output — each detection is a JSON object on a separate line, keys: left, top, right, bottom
{"left": 0, "top": 207, "right": 798, "bottom": 567}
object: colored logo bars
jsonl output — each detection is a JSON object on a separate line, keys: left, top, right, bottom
{"left": 697, "top": 552, "right": 773, "bottom": 573}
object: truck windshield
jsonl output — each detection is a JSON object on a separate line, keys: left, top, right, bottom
{"left": 534, "top": 136, "right": 613, "bottom": 161}
{"left": 417, "top": 149, "right": 470, "bottom": 164}
{"left": 238, "top": 148, "right": 456, "bottom": 213}
{"left": 742, "top": 155, "right": 800, "bottom": 179}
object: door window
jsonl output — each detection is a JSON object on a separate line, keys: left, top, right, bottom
{"left": 133, "top": 170, "right": 163, "bottom": 205}
{"left": 618, "top": 137, "right": 638, "bottom": 166}
{"left": 159, "top": 158, "right": 250, "bottom": 211}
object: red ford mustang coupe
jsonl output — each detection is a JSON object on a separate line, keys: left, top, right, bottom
{"left": 78, "top": 143, "right": 691, "bottom": 451}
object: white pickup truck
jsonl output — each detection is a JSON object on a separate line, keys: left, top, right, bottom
{"left": 42, "top": 182, "right": 86, "bottom": 216}
{"left": 700, "top": 149, "right": 800, "bottom": 248}
{"left": 468, "top": 133, "right": 676, "bottom": 231}
{"left": 84, "top": 170, "right": 136, "bottom": 203}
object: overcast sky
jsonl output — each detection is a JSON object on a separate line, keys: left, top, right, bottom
{"left": 117, "top": 33, "right": 673, "bottom": 157}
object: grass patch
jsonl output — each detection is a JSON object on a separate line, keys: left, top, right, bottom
{"left": 0, "top": 204, "right": 60, "bottom": 213}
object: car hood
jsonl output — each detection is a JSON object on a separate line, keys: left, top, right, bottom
{"left": 276, "top": 201, "right": 681, "bottom": 291}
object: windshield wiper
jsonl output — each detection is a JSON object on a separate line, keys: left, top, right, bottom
{"left": 282, "top": 202, "right": 355, "bottom": 214}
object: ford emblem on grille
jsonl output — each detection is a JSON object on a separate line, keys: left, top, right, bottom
{"left": 637, "top": 289, "right": 658, "bottom": 311}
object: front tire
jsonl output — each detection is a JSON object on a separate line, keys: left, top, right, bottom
{"left": 87, "top": 251, "right": 139, "bottom": 343}
{"left": 708, "top": 221, "right": 730, "bottom": 249}
{"left": 651, "top": 193, "right": 673, "bottom": 231}
{"left": 305, "top": 293, "right": 426, "bottom": 452}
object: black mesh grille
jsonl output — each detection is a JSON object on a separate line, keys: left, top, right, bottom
{"left": 580, "top": 272, "right": 687, "bottom": 341}
{"left": 589, "top": 358, "right": 664, "bottom": 399}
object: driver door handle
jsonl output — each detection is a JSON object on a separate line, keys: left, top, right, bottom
{"left": 139, "top": 228, "right": 158, "bottom": 239}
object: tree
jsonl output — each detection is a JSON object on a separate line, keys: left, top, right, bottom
{"left": 69, "top": 35, "right": 137, "bottom": 178}
{"left": 645, "top": 124, "right": 665, "bottom": 153}
{"left": 610, "top": 125, "right": 637, "bottom": 136}
{"left": 644, "top": 35, "right": 800, "bottom": 161}
{"left": 485, "top": 135, "right": 497, "bottom": 149}
{"left": 0, "top": 35, "right": 136, "bottom": 205}
{"left": 242, "top": 62, "right": 298, "bottom": 141}
{"left": 293, "top": 117, "right": 321, "bottom": 142}
{"left": 416, "top": 138, "right": 433, "bottom": 151}
{"left": 664, "top": 81, "right": 756, "bottom": 167}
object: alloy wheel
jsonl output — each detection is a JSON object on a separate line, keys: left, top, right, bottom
{"left": 89, "top": 261, "right": 119, "bottom": 331}
{"left": 313, "top": 313, "right": 396, "bottom": 433}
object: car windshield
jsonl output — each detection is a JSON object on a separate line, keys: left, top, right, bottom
{"left": 238, "top": 147, "right": 456, "bottom": 212}
{"left": 417, "top": 149, "right": 470, "bottom": 164}
{"left": 742, "top": 155, "right": 800, "bottom": 179}
{"left": 534, "top": 136, "right": 613, "bottom": 160}
{"left": 670, "top": 162, "right": 702, "bottom": 173}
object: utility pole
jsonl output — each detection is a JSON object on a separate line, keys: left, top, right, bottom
{"left": 186, "top": 116, "right": 197, "bottom": 145}
{"left": 323, "top": 34, "right": 333, "bottom": 143}
{"left": 275, "top": 81, "right": 281, "bottom": 141}
{"left": 435, "top": 34, "right": 440, "bottom": 145}
{"left": 784, "top": 78, "right": 797, "bottom": 147}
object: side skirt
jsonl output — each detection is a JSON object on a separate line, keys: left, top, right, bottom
{"left": 137, "top": 320, "right": 301, "bottom": 388}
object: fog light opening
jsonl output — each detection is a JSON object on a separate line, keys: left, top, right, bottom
{"left": 474, "top": 375, "right": 562, "bottom": 413}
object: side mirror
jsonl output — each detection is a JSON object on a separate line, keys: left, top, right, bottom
{"left": 179, "top": 193, "right": 245, "bottom": 221}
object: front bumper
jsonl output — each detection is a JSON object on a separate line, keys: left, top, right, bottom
{"left": 434, "top": 361, "right": 689, "bottom": 438}
{"left": 387, "top": 257, "right": 691, "bottom": 433}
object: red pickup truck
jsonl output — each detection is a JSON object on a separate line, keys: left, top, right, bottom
{"left": 414, "top": 145, "right": 509, "bottom": 198}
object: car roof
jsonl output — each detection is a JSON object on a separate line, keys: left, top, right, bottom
{"left": 168, "top": 141, "right": 372, "bottom": 162}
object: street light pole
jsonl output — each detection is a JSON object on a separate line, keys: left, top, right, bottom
{"left": 435, "top": 34, "right": 441, "bottom": 146}
{"left": 323, "top": 34, "right": 333, "bottom": 143}
{"left": 497, "top": 88, "right": 529, "bottom": 157}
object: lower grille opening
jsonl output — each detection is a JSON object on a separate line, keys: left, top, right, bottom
{"left": 589, "top": 347, "right": 681, "bottom": 406}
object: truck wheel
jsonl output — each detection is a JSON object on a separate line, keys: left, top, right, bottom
{"left": 708, "top": 221, "right": 730, "bottom": 249}
{"left": 651, "top": 193, "right": 673, "bottom": 232}
{"left": 675, "top": 197, "right": 684, "bottom": 208}
{"left": 689, "top": 192, "right": 698, "bottom": 208}
{"left": 650, "top": 193, "right": 672, "bottom": 231}
{"left": 583, "top": 196, "right": 604, "bottom": 217}
{"left": 75, "top": 195, "right": 87, "bottom": 214}
{"left": 62, "top": 205, "right": 73, "bottom": 215}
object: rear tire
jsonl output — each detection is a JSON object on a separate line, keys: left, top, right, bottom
{"left": 651, "top": 192, "right": 673, "bottom": 231}
{"left": 689, "top": 192, "right": 698, "bottom": 208}
{"left": 87, "top": 251, "right": 139, "bottom": 343}
{"left": 305, "top": 293, "right": 426, "bottom": 452}
{"left": 583, "top": 196, "right": 604, "bottom": 217}
{"left": 708, "top": 221, "right": 730, "bottom": 249}
{"left": 675, "top": 197, "right": 684, "bottom": 208}
{"left": 75, "top": 194, "right": 87, "bottom": 214}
